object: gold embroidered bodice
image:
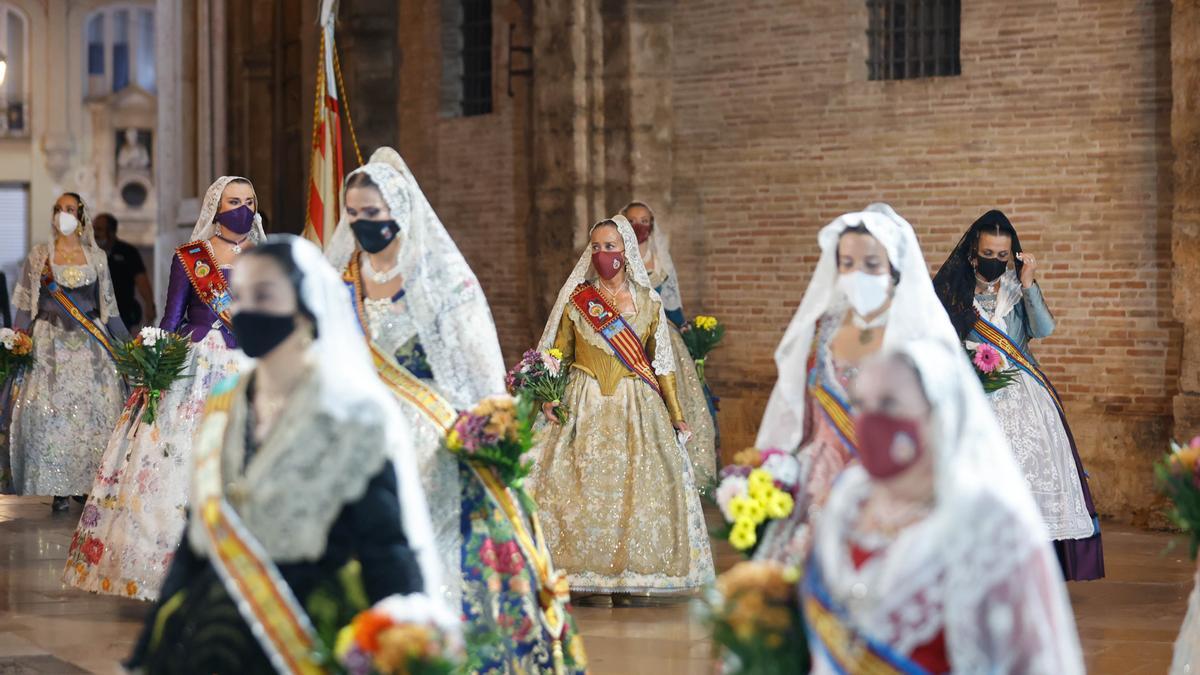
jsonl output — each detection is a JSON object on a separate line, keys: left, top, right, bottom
{"left": 552, "top": 284, "right": 684, "bottom": 423}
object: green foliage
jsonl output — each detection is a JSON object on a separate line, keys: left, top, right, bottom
{"left": 1156, "top": 455, "right": 1200, "bottom": 559}
{"left": 113, "top": 332, "right": 192, "bottom": 425}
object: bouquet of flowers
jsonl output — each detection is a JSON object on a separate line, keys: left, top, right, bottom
{"left": 1156, "top": 436, "right": 1200, "bottom": 558}
{"left": 713, "top": 448, "right": 800, "bottom": 556}
{"left": 0, "top": 327, "right": 34, "bottom": 385}
{"left": 113, "top": 327, "right": 192, "bottom": 427}
{"left": 332, "top": 593, "right": 464, "bottom": 675}
{"left": 681, "top": 315, "right": 725, "bottom": 382}
{"left": 696, "top": 561, "right": 809, "bottom": 675}
{"left": 445, "top": 394, "right": 538, "bottom": 499}
{"left": 506, "top": 349, "right": 571, "bottom": 424}
{"left": 967, "top": 343, "right": 1019, "bottom": 393}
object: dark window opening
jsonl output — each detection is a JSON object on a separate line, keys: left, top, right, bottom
{"left": 867, "top": 0, "right": 960, "bottom": 81}
{"left": 460, "top": 0, "right": 492, "bottom": 116}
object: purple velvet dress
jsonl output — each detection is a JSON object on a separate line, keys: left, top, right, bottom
{"left": 63, "top": 249, "right": 245, "bottom": 602}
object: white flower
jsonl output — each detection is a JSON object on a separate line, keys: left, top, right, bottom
{"left": 138, "top": 326, "right": 167, "bottom": 347}
{"left": 0, "top": 328, "right": 14, "bottom": 351}
{"left": 715, "top": 476, "right": 748, "bottom": 522}
{"left": 372, "top": 592, "right": 464, "bottom": 652}
{"left": 762, "top": 453, "right": 801, "bottom": 490}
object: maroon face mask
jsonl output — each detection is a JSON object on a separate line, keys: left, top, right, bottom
{"left": 632, "top": 223, "right": 652, "bottom": 244}
{"left": 854, "top": 412, "right": 926, "bottom": 480}
{"left": 591, "top": 251, "right": 625, "bottom": 280}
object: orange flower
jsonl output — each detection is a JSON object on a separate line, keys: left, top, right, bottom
{"left": 1172, "top": 446, "right": 1200, "bottom": 473}
{"left": 374, "top": 624, "right": 436, "bottom": 671}
{"left": 352, "top": 609, "right": 395, "bottom": 653}
{"left": 732, "top": 447, "right": 763, "bottom": 468}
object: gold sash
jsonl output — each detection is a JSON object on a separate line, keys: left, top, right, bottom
{"left": 192, "top": 376, "right": 327, "bottom": 675}
{"left": 344, "top": 256, "right": 457, "bottom": 431}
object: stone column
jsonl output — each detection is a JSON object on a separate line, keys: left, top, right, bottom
{"left": 1173, "top": 0, "right": 1200, "bottom": 440}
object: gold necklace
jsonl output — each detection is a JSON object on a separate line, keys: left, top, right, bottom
{"left": 597, "top": 278, "right": 626, "bottom": 307}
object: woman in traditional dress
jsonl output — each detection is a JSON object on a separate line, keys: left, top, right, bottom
{"left": 801, "top": 338, "right": 1084, "bottom": 674}
{"left": 528, "top": 214, "right": 715, "bottom": 604}
{"left": 753, "top": 204, "right": 960, "bottom": 569}
{"left": 1, "top": 193, "right": 128, "bottom": 511}
{"left": 63, "top": 177, "right": 260, "bottom": 600}
{"left": 126, "top": 235, "right": 439, "bottom": 675}
{"left": 327, "top": 148, "right": 587, "bottom": 672}
{"left": 932, "top": 209, "right": 1103, "bottom": 581}
{"left": 620, "top": 201, "right": 718, "bottom": 487}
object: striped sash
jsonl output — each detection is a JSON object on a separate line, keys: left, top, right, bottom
{"left": 344, "top": 257, "right": 457, "bottom": 431}
{"left": 802, "top": 561, "right": 930, "bottom": 675}
{"left": 807, "top": 347, "right": 858, "bottom": 457}
{"left": 971, "top": 313, "right": 1065, "bottom": 416}
{"left": 569, "top": 283, "right": 661, "bottom": 396}
{"left": 40, "top": 261, "right": 117, "bottom": 362}
{"left": 192, "top": 376, "right": 327, "bottom": 675}
{"left": 177, "top": 241, "right": 234, "bottom": 330}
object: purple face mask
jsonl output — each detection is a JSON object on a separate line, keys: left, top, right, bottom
{"left": 214, "top": 204, "right": 256, "bottom": 235}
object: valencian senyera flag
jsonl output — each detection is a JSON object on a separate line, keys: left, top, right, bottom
{"left": 304, "top": 0, "right": 360, "bottom": 248}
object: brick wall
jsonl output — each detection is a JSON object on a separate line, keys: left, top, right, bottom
{"left": 668, "top": 0, "right": 1176, "bottom": 522}
{"left": 396, "top": 1, "right": 537, "bottom": 365}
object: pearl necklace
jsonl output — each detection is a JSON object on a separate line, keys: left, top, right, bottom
{"left": 362, "top": 251, "right": 403, "bottom": 284}
{"left": 215, "top": 229, "right": 249, "bottom": 254}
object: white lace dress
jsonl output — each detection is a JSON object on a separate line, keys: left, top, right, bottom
{"left": 1173, "top": 567, "right": 1200, "bottom": 674}
{"left": 364, "top": 291, "right": 464, "bottom": 608}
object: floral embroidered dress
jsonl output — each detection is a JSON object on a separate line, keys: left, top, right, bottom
{"left": 754, "top": 313, "right": 859, "bottom": 569}
{"left": 63, "top": 253, "right": 244, "bottom": 601}
{"left": 971, "top": 271, "right": 1102, "bottom": 581}
{"left": 1, "top": 246, "right": 127, "bottom": 496}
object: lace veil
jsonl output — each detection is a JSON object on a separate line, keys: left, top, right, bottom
{"left": 188, "top": 176, "right": 268, "bottom": 244}
{"left": 812, "top": 338, "right": 1084, "bottom": 673}
{"left": 13, "top": 193, "right": 120, "bottom": 324}
{"left": 326, "top": 148, "right": 506, "bottom": 407}
{"left": 187, "top": 236, "right": 443, "bottom": 597}
{"left": 536, "top": 215, "right": 676, "bottom": 375}
{"left": 755, "top": 204, "right": 961, "bottom": 452}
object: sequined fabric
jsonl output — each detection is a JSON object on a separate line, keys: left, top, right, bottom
{"left": 63, "top": 331, "right": 243, "bottom": 601}
{"left": 459, "top": 463, "right": 588, "bottom": 674}
{"left": 5, "top": 269, "right": 125, "bottom": 496}
{"left": 365, "top": 294, "right": 433, "bottom": 379}
{"left": 530, "top": 299, "right": 715, "bottom": 593}
{"left": 665, "top": 327, "right": 717, "bottom": 487}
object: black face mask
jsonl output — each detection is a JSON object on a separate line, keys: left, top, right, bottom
{"left": 231, "top": 312, "right": 296, "bottom": 359}
{"left": 976, "top": 256, "right": 1008, "bottom": 283}
{"left": 350, "top": 218, "right": 401, "bottom": 254}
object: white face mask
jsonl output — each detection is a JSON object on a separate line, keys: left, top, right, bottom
{"left": 56, "top": 211, "right": 79, "bottom": 236}
{"left": 837, "top": 270, "right": 892, "bottom": 317}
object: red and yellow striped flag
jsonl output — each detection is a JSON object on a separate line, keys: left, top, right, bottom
{"left": 303, "top": 5, "right": 344, "bottom": 248}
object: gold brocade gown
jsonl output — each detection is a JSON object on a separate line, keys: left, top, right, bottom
{"left": 529, "top": 284, "right": 715, "bottom": 594}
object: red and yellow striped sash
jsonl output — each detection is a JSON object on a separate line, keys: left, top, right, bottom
{"left": 809, "top": 382, "right": 858, "bottom": 457}
{"left": 569, "top": 283, "right": 661, "bottom": 396}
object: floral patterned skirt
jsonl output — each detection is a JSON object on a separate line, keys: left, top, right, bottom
{"left": 529, "top": 373, "right": 715, "bottom": 593}
{"left": 63, "top": 331, "right": 242, "bottom": 601}
{"left": 2, "top": 318, "right": 125, "bottom": 496}
{"left": 459, "top": 462, "right": 588, "bottom": 674}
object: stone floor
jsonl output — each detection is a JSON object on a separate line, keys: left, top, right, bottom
{"left": 0, "top": 495, "right": 1194, "bottom": 674}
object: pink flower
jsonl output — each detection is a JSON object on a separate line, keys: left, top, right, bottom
{"left": 1190, "top": 436, "right": 1200, "bottom": 450}
{"left": 540, "top": 351, "right": 561, "bottom": 376}
{"left": 973, "top": 345, "right": 1003, "bottom": 374}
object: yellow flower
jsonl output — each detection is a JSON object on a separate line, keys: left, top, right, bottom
{"left": 765, "top": 491, "right": 794, "bottom": 520}
{"left": 333, "top": 625, "right": 356, "bottom": 658}
{"left": 781, "top": 565, "right": 801, "bottom": 584}
{"left": 748, "top": 469, "right": 774, "bottom": 494}
{"left": 729, "top": 520, "right": 757, "bottom": 550}
{"left": 445, "top": 429, "right": 463, "bottom": 451}
{"left": 694, "top": 315, "right": 719, "bottom": 331}
{"left": 728, "top": 495, "right": 753, "bottom": 521}
{"left": 547, "top": 348, "right": 564, "bottom": 361}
